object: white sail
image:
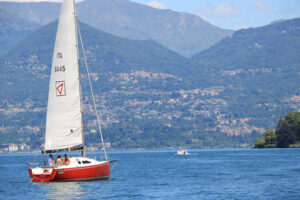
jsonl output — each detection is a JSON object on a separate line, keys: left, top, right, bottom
{"left": 45, "top": 0, "right": 83, "bottom": 152}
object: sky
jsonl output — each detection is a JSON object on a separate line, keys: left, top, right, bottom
{"left": 1, "top": 0, "right": 299, "bottom": 30}
{"left": 132, "top": 0, "right": 300, "bottom": 30}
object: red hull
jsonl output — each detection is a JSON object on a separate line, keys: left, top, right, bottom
{"left": 28, "top": 168, "right": 58, "bottom": 182}
{"left": 29, "top": 161, "right": 110, "bottom": 182}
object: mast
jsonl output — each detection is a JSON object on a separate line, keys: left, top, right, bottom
{"left": 73, "top": 0, "right": 86, "bottom": 157}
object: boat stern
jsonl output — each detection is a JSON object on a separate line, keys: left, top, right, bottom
{"left": 28, "top": 167, "right": 57, "bottom": 182}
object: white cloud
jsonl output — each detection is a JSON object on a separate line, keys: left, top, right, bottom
{"left": 235, "top": 25, "right": 249, "bottom": 30}
{"left": 253, "top": 0, "right": 271, "bottom": 11}
{"left": 200, "top": 3, "right": 239, "bottom": 18}
{"left": 146, "top": 1, "right": 168, "bottom": 10}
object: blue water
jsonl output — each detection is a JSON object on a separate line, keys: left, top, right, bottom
{"left": 0, "top": 148, "right": 300, "bottom": 200}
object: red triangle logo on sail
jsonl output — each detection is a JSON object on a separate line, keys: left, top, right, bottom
{"left": 55, "top": 81, "right": 66, "bottom": 96}
{"left": 57, "top": 83, "right": 64, "bottom": 95}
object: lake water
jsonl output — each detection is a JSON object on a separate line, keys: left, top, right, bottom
{"left": 0, "top": 148, "right": 300, "bottom": 200}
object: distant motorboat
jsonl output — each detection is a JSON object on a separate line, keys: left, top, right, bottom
{"left": 176, "top": 150, "right": 190, "bottom": 155}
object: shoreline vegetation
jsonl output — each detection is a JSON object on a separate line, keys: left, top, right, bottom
{"left": 254, "top": 111, "right": 300, "bottom": 148}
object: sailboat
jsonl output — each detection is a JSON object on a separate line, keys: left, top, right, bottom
{"left": 28, "top": 0, "right": 113, "bottom": 182}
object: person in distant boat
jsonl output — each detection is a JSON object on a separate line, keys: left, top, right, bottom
{"left": 62, "top": 154, "right": 70, "bottom": 166}
{"left": 48, "top": 154, "right": 54, "bottom": 167}
{"left": 56, "top": 155, "right": 63, "bottom": 166}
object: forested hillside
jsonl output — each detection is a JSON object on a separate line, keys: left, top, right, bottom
{"left": 0, "top": 18, "right": 299, "bottom": 150}
{"left": 191, "top": 18, "right": 300, "bottom": 127}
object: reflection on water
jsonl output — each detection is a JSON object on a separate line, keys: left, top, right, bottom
{"left": 44, "top": 182, "right": 83, "bottom": 200}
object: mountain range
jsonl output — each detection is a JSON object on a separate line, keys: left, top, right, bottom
{"left": 193, "top": 18, "right": 300, "bottom": 69}
{"left": 0, "top": 0, "right": 232, "bottom": 57}
{"left": 0, "top": 0, "right": 299, "bottom": 149}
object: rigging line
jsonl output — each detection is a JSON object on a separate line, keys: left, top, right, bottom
{"left": 76, "top": 22, "right": 108, "bottom": 161}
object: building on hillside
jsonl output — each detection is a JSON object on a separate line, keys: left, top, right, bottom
{"left": 8, "top": 143, "right": 18, "bottom": 152}
{"left": 19, "top": 143, "right": 30, "bottom": 151}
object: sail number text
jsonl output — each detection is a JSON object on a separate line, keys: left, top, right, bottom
{"left": 55, "top": 66, "right": 66, "bottom": 72}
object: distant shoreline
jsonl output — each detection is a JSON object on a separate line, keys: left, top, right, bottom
{"left": 4, "top": 146, "right": 300, "bottom": 154}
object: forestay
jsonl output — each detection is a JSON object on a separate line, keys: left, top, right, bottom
{"left": 45, "top": 0, "right": 83, "bottom": 152}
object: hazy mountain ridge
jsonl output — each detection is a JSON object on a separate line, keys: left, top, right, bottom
{"left": 0, "top": 0, "right": 232, "bottom": 57}
{"left": 0, "top": 5, "right": 40, "bottom": 56}
{"left": 76, "top": 0, "right": 233, "bottom": 57}
{"left": 193, "top": 18, "right": 300, "bottom": 69}
{"left": 0, "top": 1, "right": 60, "bottom": 25}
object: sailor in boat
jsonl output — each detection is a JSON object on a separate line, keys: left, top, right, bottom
{"left": 62, "top": 154, "right": 71, "bottom": 166}
{"left": 48, "top": 154, "right": 54, "bottom": 167}
{"left": 56, "top": 155, "right": 63, "bottom": 166}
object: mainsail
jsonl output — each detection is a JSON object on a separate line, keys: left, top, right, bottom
{"left": 44, "top": 0, "right": 83, "bottom": 152}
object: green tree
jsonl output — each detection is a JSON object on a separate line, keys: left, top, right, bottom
{"left": 284, "top": 112, "right": 300, "bottom": 141}
{"left": 262, "top": 129, "right": 276, "bottom": 146}
{"left": 254, "top": 138, "right": 265, "bottom": 148}
{"left": 276, "top": 122, "right": 296, "bottom": 148}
